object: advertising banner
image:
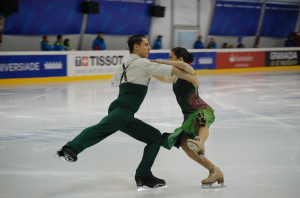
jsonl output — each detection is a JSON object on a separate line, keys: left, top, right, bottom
{"left": 0, "top": 55, "right": 67, "bottom": 79}
{"left": 67, "top": 52, "right": 130, "bottom": 76}
{"left": 148, "top": 53, "right": 169, "bottom": 61}
{"left": 265, "top": 51, "right": 300, "bottom": 66}
{"left": 192, "top": 52, "right": 216, "bottom": 70}
{"left": 149, "top": 52, "right": 216, "bottom": 70}
{"left": 216, "top": 52, "right": 265, "bottom": 69}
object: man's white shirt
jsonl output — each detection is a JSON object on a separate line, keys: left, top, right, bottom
{"left": 111, "top": 54, "right": 173, "bottom": 87}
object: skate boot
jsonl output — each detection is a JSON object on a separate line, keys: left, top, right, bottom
{"left": 135, "top": 175, "right": 167, "bottom": 191}
{"left": 55, "top": 146, "right": 78, "bottom": 162}
{"left": 187, "top": 136, "right": 205, "bottom": 161}
{"left": 202, "top": 167, "right": 226, "bottom": 189}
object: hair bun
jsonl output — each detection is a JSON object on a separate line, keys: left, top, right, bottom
{"left": 188, "top": 53, "right": 194, "bottom": 62}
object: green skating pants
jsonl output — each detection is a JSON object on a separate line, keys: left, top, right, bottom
{"left": 65, "top": 108, "right": 162, "bottom": 177}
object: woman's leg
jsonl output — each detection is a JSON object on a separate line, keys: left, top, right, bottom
{"left": 181, "top": 132, "right": 215, "bottom": 169}
{"left": 182, "top": 126, "right": 225, "bottom": 185}
{"left": 198, "top": 125, "right": 209, "bottom": 143}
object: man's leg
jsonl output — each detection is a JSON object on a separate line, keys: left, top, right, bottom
{"left": 120, "top": 118, "right": 162, "bottom": 177}
{"left": 65, "top": 108, "right": 134, "bottom": 154}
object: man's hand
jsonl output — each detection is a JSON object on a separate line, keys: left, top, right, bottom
{"left": 192, "top": 75, "right": 199, "bottom": 93}
{"left": 150, "top": 60, "right": 165, "bottom": 64}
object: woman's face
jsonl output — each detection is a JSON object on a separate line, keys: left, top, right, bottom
{"left": 169, "top": 51, "right": 183, "bottom": 62}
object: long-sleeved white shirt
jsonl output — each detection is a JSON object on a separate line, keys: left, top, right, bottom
{"left": 111, "top": 54, "right": 173, "bottom": 87}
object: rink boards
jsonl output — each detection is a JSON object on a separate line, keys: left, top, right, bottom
{"left": 1, "top": 48, "right": 300, "bottom": 84}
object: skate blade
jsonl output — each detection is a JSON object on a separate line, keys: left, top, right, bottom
{"left": 52, "top": 154, "right": 73, "bottom": 162}
{"left": 202, "top": 182, "right": 226, "bottom": 189}
{"left": 137, "top": 185, "right": 167, "bottom": 191}
{"left": 187, "top": 142, "right": 205, "bottom": 161}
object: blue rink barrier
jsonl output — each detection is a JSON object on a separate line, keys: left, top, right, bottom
{"left": 0, "top": 55, "right": 67, "bottom": 79}
{"left": 149, "top": 52, "right": 217, "bottom": 70}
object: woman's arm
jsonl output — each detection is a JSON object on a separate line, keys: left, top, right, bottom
{"left": 152, "top": 75, "right": 175, "bottom": 84}
{"left": 150, "top": 60, "right": 195, "bottom": 76}
{"left": 171, "top": 67, "right": 199, "bottom": 93}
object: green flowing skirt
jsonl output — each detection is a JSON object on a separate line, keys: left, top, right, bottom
{"left": 162, "top": 107, "right": 215, "bottom": 150}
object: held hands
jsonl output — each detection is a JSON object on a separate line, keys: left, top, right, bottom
{"left": 192, "top": 75, "right": 200, "bottom": 93}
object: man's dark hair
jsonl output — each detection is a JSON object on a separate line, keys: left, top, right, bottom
{"left": 43, "top": 35, "right": 48, "bottom": 40}
{"left": 57, "top": 35, "right": 62, "bottom": 40}
{"left": 128, "top": 34, "right": 146, "bottom": 53}
{"left": 98, "top": 31, "right": 103, "bottom": 34}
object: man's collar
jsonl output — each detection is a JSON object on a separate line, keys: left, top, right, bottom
{"left": 130, "top": 54, "right": 142, "bottom": 59}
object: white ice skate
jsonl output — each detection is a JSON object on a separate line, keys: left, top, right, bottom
{"left": 202, "top": 167, "right": 226, "bottom": 189}
{"left": 187, "top": 136, "right": 205, "bottom": 161}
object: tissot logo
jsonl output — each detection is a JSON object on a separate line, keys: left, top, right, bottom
{"left": 75, "top": 56, "right": 88, "bottom": 66}
{"left": 75, "top": 56, "right": 124, "bottom": 66}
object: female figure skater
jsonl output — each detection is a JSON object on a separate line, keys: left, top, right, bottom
{"left": 151, "top": 47, "right": 225, "bottom": 188}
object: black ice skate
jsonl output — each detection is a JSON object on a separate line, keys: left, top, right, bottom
{"left": 135, "top": 175, "right": 167, "bottom": 191}
{"left": 54, "top": 146, "right": 78, "bottom": 162}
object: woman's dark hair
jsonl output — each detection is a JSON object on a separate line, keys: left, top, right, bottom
{"left": 171, "top": 47, "right": 194, "bottom": 63}
{"left": 64, "top": 39, "right": 69, "bottom": 46}
{"left": 128, "top": 34, "right": 146, "bottom": 53}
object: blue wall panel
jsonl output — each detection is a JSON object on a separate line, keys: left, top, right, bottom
{"left": 260, "top": 3, "right": 299, "bottom": 37}
{"left": 85, "top": 0, "right": 154, "bottom": 35}
{"left": 210, "top": 1, "right": 262, "bottom": 36}
{"left": 4, "top": 0, "right": 84, "bottom": 35}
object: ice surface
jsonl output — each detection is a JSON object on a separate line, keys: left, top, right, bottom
{"left": 0, "top": 70, "right": 300, "bottom": 198}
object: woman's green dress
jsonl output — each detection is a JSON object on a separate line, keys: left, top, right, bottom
{"left": 162, "top": 77, "right": 215, "bottom": 149}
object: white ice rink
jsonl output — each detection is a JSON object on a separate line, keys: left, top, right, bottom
{"left": 0, "top": 70, "right": 300, "bottom": 198}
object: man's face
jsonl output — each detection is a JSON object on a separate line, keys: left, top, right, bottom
{"left": 99, "top": 33, "right": 103, "bottom": 38}
{"left": 59, "top": 38, "right": 63, "bottom": 42}
{"left": 45, "top": 36, "right": 49, "bottom": 42}
{"left": 198, "top": 36, "right": 202, "bottom": 41}
{"left": 136, "top": 38, "right": 151, "bottom": 58}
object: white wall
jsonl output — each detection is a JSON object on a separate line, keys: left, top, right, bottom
{"left": 149, "top": 0, "right": 172, "bottom": 49}
{"left": 259, "top": 37, "right": 286, "bottom": 48}
{"left": 0, "top": 34, "right": 81, "bottom": 51}
{"left": 200, "top": 0, "right": 214, "bottom": 46}
{"left": 206, "top": 36, "right": 256, "bottom": 48}
{"left": 1, "top": 0, "right": 299, "bottom": 52}
{"left": 81, "top": 34, "right": 130, "bottom": 51}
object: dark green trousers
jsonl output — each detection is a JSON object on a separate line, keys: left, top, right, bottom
{"left": 65, "top": 108, "right": 162, "bottom": 177}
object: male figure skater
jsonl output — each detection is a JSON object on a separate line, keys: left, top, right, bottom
{"left": 56, "top": 34, "right": 199, "bottom": 190}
